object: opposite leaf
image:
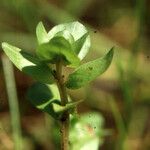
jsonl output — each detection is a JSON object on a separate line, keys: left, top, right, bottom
{"left": 66, "top": 48, "right": 114, "bottom": 89}
{"left": 27, "top": 82, "right": 81, "bottom": 119}
{"left": 2, "top": 42, "right": 54, "bottom": 84}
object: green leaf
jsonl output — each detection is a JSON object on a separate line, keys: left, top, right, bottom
{"left": 52, "top": 100, "right": 83, "bottom": 114}
{"left": 36, "top": 22, "right": 49, "bottom": 44}
{"left": 55, "top": 30, "right": 75, "bottom": 46}
{"left": 2, "top": 42, "right": 54, "bottom": 84}
{"left": 48, "top": 21, "right": 90, "bottom": 60}
{"left": 66, "top": 48, "right": 114, "bottom": 89}
{"left": 27, "top": 83, "right": 58, "bottom": 110}
{"left": 74, "top": 32, "right": 90, "bottom": 58}
{"left": 36, "top": 36, "right": 80, "bottom": 67}
{"left": 27, "top": 82, "right": 61, "bottom": 118}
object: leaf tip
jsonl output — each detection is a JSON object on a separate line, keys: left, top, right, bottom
{"left": 37, "top": 21, "right": 43, "bottom": 27}
{"left": 36, "top": 21, "right": 45, "bottom": 33}
{"left": 1, "top": 42, "right": 7, "bottom": 48}
{"left": 106, "top": 47, "right": 114, "bottom": 61}
{"left": 36, "top": 21, "right": 49, "bottom": 45}
{"left": 1, "top": 42, "right": 10, "bottom": 52}
{"left": 109, "top": 46, "right": 114, "bottom": 55}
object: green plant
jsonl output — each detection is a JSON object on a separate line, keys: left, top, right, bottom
{"left": 1, "top": 21, "right": 114, "bottom": 150}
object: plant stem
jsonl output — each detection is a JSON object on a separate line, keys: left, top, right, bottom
{"left": 2, "top": 55, "right": 22, "bottom": 150}
{"left": 55, "top": 61, "right": 69, "bottom": 150}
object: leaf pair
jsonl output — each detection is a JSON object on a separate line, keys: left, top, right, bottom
{"left": 27, "top": 82, "right": 82, "bottom": 119}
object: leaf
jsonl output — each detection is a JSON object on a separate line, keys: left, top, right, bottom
{"left": 66, "top": 48, "right": 114, "bottom": 89}
{"left": 55, "top": 30, "right": 75, "bottom": 46}
{"left": 36, "top": 36, "right": 80, "bottom": 67}
{"left": 2, "top": 42, "right": 54, "bottom": 84}
{"left": 27, "top": 82, "right": 61, "bottom": 118}
{"left": 52, "top": 100, "right": 83, "bottom": 114}
{"left": 74, "top": 33, "right": 90, "bottom": 59}
{"left": 48, "top": 21, "right": 90, "bottom": 60}
{"left": 27, "top": 83, "right": 57, "bottom": 109}
{"left": 36, "top": 22, "right": 49, "bottom": 44}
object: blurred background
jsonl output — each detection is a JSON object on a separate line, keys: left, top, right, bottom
{"left": 0, "top": 0, "right": 150, "bottom": 150}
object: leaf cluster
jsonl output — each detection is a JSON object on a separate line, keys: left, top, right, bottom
{"left": 2, "top": 21, "right": 114, "bottom": 119}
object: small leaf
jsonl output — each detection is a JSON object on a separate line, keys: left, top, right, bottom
{"left": 36, "top": 36, "right": 80, "bottom": 67}
{"left": 66, "top": 48, "right": 114, "bottom": 89}
{"left": 2, "top": 42, "right": 54, "bottom": 84}
{"left": 27, "top": 82, "right": 61, "bottom": 118}
{"left": 48, "top": 21, "right": 90, "bottom": 60}
{"left": 55, "top": 30, "right": 75, "bottom": 46}
{"left": 74, "top": 33, "right": 90, "bottom": 59}
{"left": 52, "top": 100, "right": 83, "bottom": 114}
{"left": 36, "top": 22, "right": 49, "bottom": 44}
{"left": 27, "top": 83, "right": 57, "bottom": 109}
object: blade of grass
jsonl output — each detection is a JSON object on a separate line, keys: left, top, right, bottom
{"left": 2, "top": 54, "right": 23, "bottom": 150}
{"left": 116, "top": 0, "right": 146, "bottom": 129}
{"left": 109, "top": 97, "right": 126, "bottom": 150}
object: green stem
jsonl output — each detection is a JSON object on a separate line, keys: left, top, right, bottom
{"left": 55, "top": 61, "right": 69, "bottom": 150}
{"left": 2, "top": 55, "right": 22, "bottom": 150}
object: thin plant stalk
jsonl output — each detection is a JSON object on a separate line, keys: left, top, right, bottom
{"left": 2, "top": 55, "right": 22, "bottom": 150}
{"left": 109, "top": 97, "right": 126, "bottom": 150}
{"left": 55, "top": 61, "right": 69, "bottom": 150}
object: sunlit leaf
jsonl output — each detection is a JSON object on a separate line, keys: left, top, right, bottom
{"left": 66, "top": 48, "right": 114, "bottom": 89}
{"left": 52, "top": 100, "right": 83, "bottom": 114}
{"left": 36, "top": 22, "right": 49, "bottom": 44}
{"left": 2, "top": 42, "right": 54, "bottom": 83}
